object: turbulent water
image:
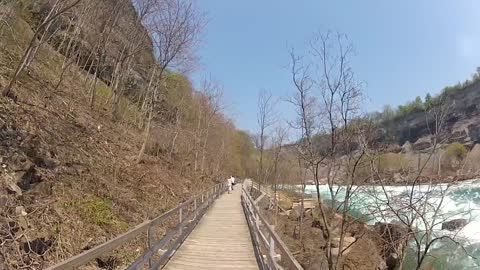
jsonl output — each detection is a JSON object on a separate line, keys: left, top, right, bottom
{"left": 300, "top": 179, "right": 480, "bottom": 269}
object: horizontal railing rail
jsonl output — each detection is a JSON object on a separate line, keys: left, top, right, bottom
{"left": 47, "top": 182, "right": 227, "bottom": 270}
{"left": 241, "top": 183, "right": 303, "bottom": 270}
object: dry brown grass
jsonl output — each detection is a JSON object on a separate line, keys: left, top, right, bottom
{"left": 0, "top": 12, "right": 216, "bottom": 269}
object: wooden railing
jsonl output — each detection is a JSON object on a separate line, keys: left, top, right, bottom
{"left": 47, "top": 182, "right": 227, "bottom": 270}
{"left": 241, "top": 183, "right": 304, "bottom": 270}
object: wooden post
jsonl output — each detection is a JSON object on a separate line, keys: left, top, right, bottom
{"left": 179, "top": 207, "right": 183, "bottom": 236}
{"left": 147, "top": 225, "right": 154, "bottom": 268}
{"left": 193, "top": 197, "right": 197, "bottom": 219}
{"left": 269, "top": 226, "right": 275, "bottom": 258}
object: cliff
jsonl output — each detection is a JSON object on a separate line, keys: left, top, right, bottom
{"left": 381, "top": 79, "right": 480, "bottom": 150}
{"left": 29, "top": 0, "right": 156, "bottom": 98}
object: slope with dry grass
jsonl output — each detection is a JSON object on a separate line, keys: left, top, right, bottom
{"left": 0, "top": 6, "right": 229, "bottom": 270}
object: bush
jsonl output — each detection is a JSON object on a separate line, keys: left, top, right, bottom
{"left": 278, "top": 198, "right": 293, "bottom": 210}
{"left": 444, "top": 142, "right": 467, "bottom": 169}
{"left": 445, "top": 142, "right": 467, "bottom": 161}
{"left": 378, "top": 153, "right": 408, "bottom": 172}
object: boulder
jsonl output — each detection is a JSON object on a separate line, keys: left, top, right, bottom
{"left": 373, "top": 222, "right": 408, "bottom": 240}
{"left": 468, "top": 124, "right": 480, "bottom": 143}
{"left": 307, "top": 256, "right": 328, "bottom": 270}
{"left": 331, "top": 235, "right": 356, "bottom": 248}
{"left": 0, "top": 196, "right": 7, "bottom": 208}
{"left": 96, "top": 256, "right": 119, "bottom": 270}
{"left": 385, "top": 252, "right": 399, "bottom": 270}
{"left": 9, "top": 153, "right": 34, "bottom": 171}
{"left": 373, "top": 222, "right": 409, "bottom": 270}
{"left": 451, "top": 128, "right": 469, "bottom": 143}
{"left": 15, "top": 206, "right": 27, "bottom": 217}
{"left": 16, "top": 165, "right": 42, "bottom": 191}
{"left": 23, "top": 238, "right": 53, "bottom": 255}
{"left": 401, "top": 141, "right": 413, "bottom": 153}
{"left": 393, "top": 173, "right": 403, "bottom": 183}
{"left": 32, "top": 181, "right": 53, "bottom": 196}
{"left": 331, "top": 244, "right": 354, "bottom": 257}
{"left": 289, "top": 205, "right": 305, "bottom": 221}
{"left": 412, "top": 137, "right": 432, "bottom": 151}
{"left": 278, "top": 198, "right": 293, "bottom": 210}
{"left": 441, "top": 219, "right": 467, "bottom": 231}
{"left": 3, "top": 173, "right": 22, "bottom": 196}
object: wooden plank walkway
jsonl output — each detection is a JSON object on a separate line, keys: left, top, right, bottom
{"left": 163, "top": 185, "right": 259, "bottom": 270}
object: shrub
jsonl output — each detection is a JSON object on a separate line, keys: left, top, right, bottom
{"left": 445, "top": 142, "right": 467, "bottom": 161}
{"left": 378, "top": 153, "right": 408, "bottom": 172}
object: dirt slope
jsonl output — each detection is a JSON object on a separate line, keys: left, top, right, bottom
{"left": 0, "top": 10, "right": 215, "bottom": 270}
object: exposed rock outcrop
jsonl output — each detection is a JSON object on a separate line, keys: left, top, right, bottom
{"left": 30, "top": 0, "right": 156, "bottom": 99}
{"left": 372, "top": 222, "right": 409, "bottom": 270}
{"left": 442, "top": 219, "right": 467, "bottom": 231}
{"left": 382, "top": 80, "right": 480, "bottom": 147}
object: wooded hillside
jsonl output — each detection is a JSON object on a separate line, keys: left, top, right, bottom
{"left": 0, "top": 1, "right": 255, "bottom": 268}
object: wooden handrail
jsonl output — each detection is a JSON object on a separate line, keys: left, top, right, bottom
{"left": 47, "top": 182, "right": 227, "bottom": 270}
{"left": 242, "top": 183, "right": 304, "bottom": 270}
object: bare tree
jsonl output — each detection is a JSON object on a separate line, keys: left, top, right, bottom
{"left": 199, "top": 78, "right": 223, "bottom": 175}
{"left": 288, "top": 46, "right": 322, "bottom": 244}
{"left": 190, "top": 77, "right": 224, "bottom": 174}
{"left": 110, "top": 0, "right": 158, "bottom": 119}
{"left": 270, "top": 126, "right": 288, "bottom": 226}
{"left": 87, "top": 0, "right": 127, "bottom": 109}
{"left": 54, "top": 0, "right": 97, "bottom": 91}
{"left": 136, "top": 0, "right": 204, "bottom": 162}
{"left": 256, "top": 89, "right": 275, "bottom": 191}
{"left": 2, "top": 0, "right": 82, "bottom": 98}
{"left": 288, "top": 31, "right": 365, "bottom": 269}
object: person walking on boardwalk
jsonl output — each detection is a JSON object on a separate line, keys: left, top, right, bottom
{"left": 227, "top": 176, "right": 233, "bottom": 194}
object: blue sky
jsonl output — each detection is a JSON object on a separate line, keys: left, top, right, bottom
{"left": 191, "top": 0, "right": 480, "bottom": 134}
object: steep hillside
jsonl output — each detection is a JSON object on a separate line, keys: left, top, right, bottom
{"left": 0, "top": 2, "right": 254, "bottom": 269}
{"left": 379, "top": 77, "right": 480, "bottom": 150}
{"left": 29, "top": 0, "right": 156, "bottom": 91}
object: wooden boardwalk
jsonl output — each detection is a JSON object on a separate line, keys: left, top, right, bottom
{"left": 163, "top": 186, "right": 259, "bottom": 270}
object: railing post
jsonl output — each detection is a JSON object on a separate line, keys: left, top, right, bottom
{"left": 147, "top": 225, "right": 154, "bottom": 268}
{"left": 194, "top": 197, "right": 197, "bottom": 219}
{"left": 269, "top": 226, "right": 275, "bottom": 259}
{"left": 179, "top": 207, "right": 183, "bottom": 236}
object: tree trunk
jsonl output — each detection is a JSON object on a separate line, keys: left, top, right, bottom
{"left": 136, "top": 106, "right": 153, "bottom": 162}
{"left": 200, "top": 120, "right": 211, "bottom": 175}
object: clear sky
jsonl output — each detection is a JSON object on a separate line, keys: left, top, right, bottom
{"left": 191, "top": 0, "right": 480, "bottom": 134}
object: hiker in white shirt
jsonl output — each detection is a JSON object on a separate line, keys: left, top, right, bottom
{"left": 227, "top": 176, "right": 233, "bottom": 194}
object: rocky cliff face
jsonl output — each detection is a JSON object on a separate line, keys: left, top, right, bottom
{"left": 30, "top": 0, "right": 156, "bottom": 97}
{"left": 382, "top": 80, "right": 480, "bottom": 150}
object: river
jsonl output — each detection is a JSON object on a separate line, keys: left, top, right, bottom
{"left": 300, "top": 179, "right": 480, "bottom": 269}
